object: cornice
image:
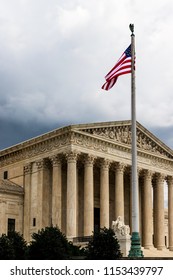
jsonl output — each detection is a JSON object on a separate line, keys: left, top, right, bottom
{"left": 0, "top": 179, "right": 24, "bottom": 195}
{"left": 0, "top": 121, "right": 173, "bottom": 170}
{"left": 0, "top": 125, "right": 73, "bottom": 156}
{"left": 0, "top": 132, "right": 71, "bottom": 167}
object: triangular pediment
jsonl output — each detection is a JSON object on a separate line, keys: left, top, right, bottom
{"left": 0, "top": 179, "right": 24, "bottom": 195}
{"left": 72, "top": 120, "right": 173, "bottom": 159}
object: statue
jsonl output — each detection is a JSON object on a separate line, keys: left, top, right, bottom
{"left": 112, "top": 216, "right": 130, "bottom": 236}
{"left": 112, "top": 216, "right": 131, "bottom": 257}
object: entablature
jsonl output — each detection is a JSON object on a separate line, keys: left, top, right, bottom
{"left": 0, "top": 121, "right": 173, "bottom": 172}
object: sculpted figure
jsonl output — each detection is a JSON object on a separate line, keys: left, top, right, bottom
{"left": 112, "top": 216, "right": 130, "bottom": 236}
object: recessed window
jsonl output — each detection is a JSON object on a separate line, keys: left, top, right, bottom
{"left": 8, "top": 218, "right": 15, "bottom": 236}
{"left": 3, "top": 171, "right": 8, "bottom": 179}
{"left": 33, "top": 218, "right": 36, "bottom": 227}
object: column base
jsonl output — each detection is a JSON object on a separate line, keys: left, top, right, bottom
{"left": 144, "top": 245, "right": 153, "bottom": 249}
{"left": 169, "top": 247, "right": 173, "bottom": 251}
{"left": 128, "top": 232, "right": 144, "bottom": 258}
{"left": 157, "top": 247, "right": 165, "bottom": 251}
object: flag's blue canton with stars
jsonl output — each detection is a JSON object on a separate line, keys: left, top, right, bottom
{"left": 124, "top": 45, "right": 131, "bottom": 57}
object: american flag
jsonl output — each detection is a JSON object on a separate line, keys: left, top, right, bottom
{"left": 102, "top": 45, "right": 133, "bottom": 91}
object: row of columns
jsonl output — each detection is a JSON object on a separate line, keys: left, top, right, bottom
{"left": 24, "top": 152, "right": 173, "bottom": 250}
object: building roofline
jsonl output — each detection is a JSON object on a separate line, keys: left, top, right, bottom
{"left": 0, "top": 120, "right": 173, "bottom": 159}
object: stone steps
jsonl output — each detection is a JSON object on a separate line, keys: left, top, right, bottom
{"left": 142, "top": 247, "right": 173, "bottom": 258}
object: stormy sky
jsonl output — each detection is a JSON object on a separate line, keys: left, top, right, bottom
{"left": 1, "top": 0, "right": 173, "bottom": 150}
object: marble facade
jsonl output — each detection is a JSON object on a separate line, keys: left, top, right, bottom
{"left": 0, "top": 120, "right": 173, "bottom": 251}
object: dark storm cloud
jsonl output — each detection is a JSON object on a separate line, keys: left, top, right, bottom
{"left": 0, "top": 118, "right": 67, "bottom": 150}
{"left": 150, "top": 126, "right": 173, "bottom": 149}
{"left": 0, "top": 0, "right": 173, "bottom": 149}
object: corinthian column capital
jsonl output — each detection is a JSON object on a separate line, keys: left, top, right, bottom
{"left": 36, "top": 158, "right": 50, "bottom": 170}
{"left": 167, "top": 176, "right": 173, "bottom": 186}
{"left": 143, "top": 169, "right": 153, "bottom": 180}
{"left": 155, "top": 173, "right": 165, "bottom": 184}
{"left": 84, "top": 154, "right": 95, "bottom": 165}
{"left": 100, "top": 158, "right": 110, "bottom": 169}
{"left": 49, "top": 154, "right": 62, "bottom": 166}
{"left": 24, "top": 163, "right": 32, "bottom": 175}
{"left": 66, "top": 152, "right": 78, "bottom": 162}
{"left": 115, "top": 162, "right": 125, "bottom": 173}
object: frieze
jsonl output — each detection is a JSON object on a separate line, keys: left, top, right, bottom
{"left": 108, "top": 147, "right": 131, "bottom": 159}
{"left": 0, "top": 199, "right": 6, "bottom": 204}
{"left": 0, "top": 134, "right": 71, "bottom": 167}
{"left": 150, "top": 159, "right": 173, "bottom": 172}
{"left": 73, "top": 134, "right": 108, "bottom": 153}
{"left": 81, "top": 125, "right": 172, "bottom": 159}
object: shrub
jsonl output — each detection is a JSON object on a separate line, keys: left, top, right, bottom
{"left": 84, "top": 227, "right": 122, "bottom": 260}
{"left": 8, "top": 231, "right": 27, "bottom": 259}
{"left": 0, "top": 234, "right": 15, "bottom": 260}
{"left": 28, "top": 226, "right": 73, "bottom": 259}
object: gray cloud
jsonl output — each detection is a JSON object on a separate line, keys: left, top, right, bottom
{"left": 0, "top": 0, "right": 173, "bottom": 149}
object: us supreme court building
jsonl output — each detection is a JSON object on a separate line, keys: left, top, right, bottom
{"left": 0, "top": 120, "right": 173, "bottom": 251}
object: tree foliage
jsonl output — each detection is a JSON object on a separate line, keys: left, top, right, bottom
{"left": 0, "top": 234, "right": 15, "bottom": 260}
{"left": 0, "top": 227, "right": 122, "bottom": 260}
{"left": 8, "top": 231, "right": 27, "bottom": 259}
{"left": 0, "top": 232, "right": 26, "bottom": 260}
{"left": 28, "top": 226, "right": 81, "bottom": 260}
{"left": 84, "top": 227, "right": 122, "bottom": 260}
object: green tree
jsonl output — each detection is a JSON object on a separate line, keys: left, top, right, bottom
{"left": 8, "top": 231, "right": 27, "bottom": 260}
{"left": 0, "top": 232, "right": 27, "bottom": 260}
{"left": 28, "top": 226, "right": 77, "bottom": 260}
{"left": 84, "top": 227, "right": 122, "bottom": 260}
{"left": 0, "top": 234, "right": 15, "bottom": 260}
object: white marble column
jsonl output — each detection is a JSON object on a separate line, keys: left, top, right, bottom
{"left": 50, "top": 155, "right": 62, "bottom": 229}
{"left": 23, "top": 163, "right": 32, "bottom": 242}
{"left": 143, "top": 170, "right": 153, "bottom": 249}
{"left": 84, "top": 155, "right": 95, "bottom": 236}
{"left": 0, "top": 200, "right": 7, "bottom": 234}
{"left": 167, "top": 176, "right": 173, "bottom": 250}
{"left": 115, "top": 163, "right": 125, "bottom": 220}
{"left": 66, "top": 152, "right": 78, "bottom": 239}
{"left": 36, "top": 159, "right": 51, "bottom": 230}
{"left": 155, "top": 173, "right": 165, "bottom": 250}
{"left": 100, "top": 159, "right": 110, "bottom": 228}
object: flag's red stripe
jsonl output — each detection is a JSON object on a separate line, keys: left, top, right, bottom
{"left": 105, "top": 54, "right": 126, "bottom": 79}
{"left": 107, "top": 69, "right": 131, "bottom": 82}
{"left": 107, "top": 63, "right": 131, "bottom": 80}
{"left": 102, "top": 78, "right": 117, "bottom": 90}
{"left": 105, "top": 58, "right": 132, "bottom": 80}
{"left": 102, "top": 44, "right": 134, "bottom": 90}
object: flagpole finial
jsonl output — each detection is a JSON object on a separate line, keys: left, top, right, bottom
{"left": 129, "top": 23, "right": 134, "bottom": 35}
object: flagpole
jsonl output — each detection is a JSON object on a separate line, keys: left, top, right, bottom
{"left": 128, "top": 24, "right": 143, "bottom": 258}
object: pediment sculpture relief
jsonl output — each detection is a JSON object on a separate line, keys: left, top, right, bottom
{"left": 81, "top": 126, "right": 171, "bottom": 158}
